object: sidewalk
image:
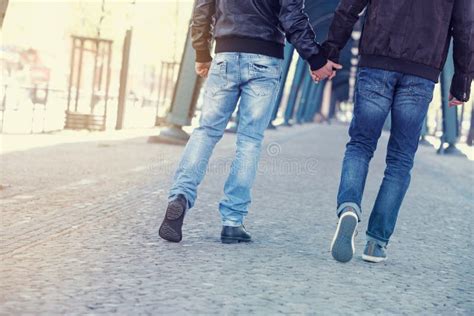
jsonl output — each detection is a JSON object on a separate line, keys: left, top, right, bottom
{"left": 1, "top": 123, "right": 473, "bottom": 314}
{"left": 0, "top": 128, "right": 163, "bottom": 154}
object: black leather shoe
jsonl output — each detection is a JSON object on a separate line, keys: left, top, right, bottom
{"left": 221, "top": 225, "right": 252, "bottom": 244}
{"left": 159, "top": 194, "right": 187, "bottom": 242}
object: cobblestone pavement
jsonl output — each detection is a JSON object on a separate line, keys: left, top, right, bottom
{"left": 1, "top": 124, "right": 473, "bottom": 315}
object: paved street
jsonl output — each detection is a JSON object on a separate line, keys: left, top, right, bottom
{"left": 1, "top": 124, "right": 473, "bottom": 315}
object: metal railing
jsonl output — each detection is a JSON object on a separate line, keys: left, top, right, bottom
{"left": 0, "top": 84, "right": 67, "bottom": 134}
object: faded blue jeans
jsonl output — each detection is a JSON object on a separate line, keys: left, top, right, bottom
{"left": 169, "top": 53, "right": 282, "bottom": 226}
{"left": 337, "top": 67, "right": 435, "bottom": 246}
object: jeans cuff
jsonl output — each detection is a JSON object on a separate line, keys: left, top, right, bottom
{"left": 337, "top": 202, "right": 361, "bottom": 221}
{"left": 222, "top": 219, "right": 242, "bottom": 227}
{"left": 366, "top": 233, "right": 388, "bottom": 247}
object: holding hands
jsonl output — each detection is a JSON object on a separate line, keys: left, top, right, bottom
{"left": 448, "top": 94, "right": 463, "bottom": 107}
{"left": 311, "top": 60, "right": 342, "bottom": 83}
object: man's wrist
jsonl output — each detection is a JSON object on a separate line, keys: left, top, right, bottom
{"left": 308, "top": 51, "right": 327, "bottom": 71}
{"left": 321, "top": 42, "right": 340, "bottom": 64}
{"left": 195, "top": 50, "right": 212, "bottom": 63}
{"left": 450, "top": 73, "right": 472, "bottom": 102}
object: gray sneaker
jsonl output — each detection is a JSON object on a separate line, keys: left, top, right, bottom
{"left": 362, "top": 241, "right": 387, "bottom": 263}
{"left": 330, "top": 208, "right": 358, "bottom": 263}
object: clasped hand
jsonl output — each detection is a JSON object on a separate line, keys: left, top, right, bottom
{"left": 310, "top": 60, "right": 343, "bottom": 83}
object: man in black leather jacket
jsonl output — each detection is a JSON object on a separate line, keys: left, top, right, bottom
{"left": 159, "top": 0, "right": 340, "bottom": 243}
{"left": 327, "top": 0, "right": 473, "bottom": 263}
{"left": 190, "top": 0, "right": 339, "bottom": 80}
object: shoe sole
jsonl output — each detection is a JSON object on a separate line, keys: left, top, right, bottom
{"left": 362, "top": 254, "right": 387, "bottom": 263}
{"left": 159, "top": 203, "right": 185, "bottom": 243}
{"left": 330, "top": 212, "right": 358, "bottom": 263}
{"left": 221, "top": 237, "right": 252, "bottom": 244}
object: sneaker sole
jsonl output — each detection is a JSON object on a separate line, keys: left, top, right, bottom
{"left": 159, "top": 203, "right": 185, "bottom": 243}
{"left": 330, "top": 212, "right": 358, "bottom": 263}
{"left": 362, "top": 254, "right": 387, "bottom": 263}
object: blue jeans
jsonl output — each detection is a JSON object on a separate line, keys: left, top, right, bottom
{"left": 337, "top": 67, "right": 435, "bottom": 246}
{"left": 169, "top": 53, "right": 282, "bottom": 226}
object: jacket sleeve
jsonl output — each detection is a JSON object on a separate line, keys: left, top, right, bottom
{"left": 321, "top": 0, "right": 368, "bottom": 63}
{"left": 191, "top": 0, "right": 216, "bottom": 63}
{"left": 279, "top": 0, "right": 327, "bottom": 71}
{"left": 450, "top": 0, "right": 474, "bottom": 102}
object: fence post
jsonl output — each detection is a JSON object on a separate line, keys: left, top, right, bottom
{"left": 303, "top": 82, "right": 324, "bottom": 122}
{"left": 148, "top": 25, "right": 202, "bottom": 145}
{"left": 438, "top": 42, "right": 459, "bottom": 155}
{"left": 283, "top": 57, "right": 306, "bottom": 126}
{"left": 0, "top": 0, "right": 8, "bottom": 29}
{"left": 295, "top": 74, "right": 313, "bottom": 124}
{"left": 319, "top": 79, "right": 333, "bottom": 122}
{"left": 268, "top": 43, "right": 294, "bottom": 129}
{"left": 116, "top": 28, "right": 132, "bottom": 130}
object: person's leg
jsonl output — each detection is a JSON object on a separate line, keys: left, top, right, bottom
{"left": 336, "top": 68, "right": 398, "bottom": 219}
{"left": 331, "top": 67, "right": 398, "bottom": 262}
{"left": 365, "top": 74, "right": 434, "bottom": 250}
{"left": 168, "top": 53, "right": 240, "bottom": 208}
{"left": 160, "top": 53, "right": 240, "bottom": 242}
{"left": 219, "top": 53, "right": 282, "bottom": 229}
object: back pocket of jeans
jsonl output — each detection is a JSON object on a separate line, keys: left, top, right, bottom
{"left": 249, "top": 61, "right": 281, "bottom": 78}
{"left": 206, "top": 60, "right": 228, "bottom": 95}
{"left": 408, "top": 77, "right": 435, "bottom": 102}
{"left": 248, "top": 61, "right": 281, "bottom": 96}
{"left": 356, "top": 68, "right": 386, "bottom": 99}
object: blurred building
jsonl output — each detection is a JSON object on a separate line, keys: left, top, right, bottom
{"left": 1, "top": 0, "right": 193, "bottom": 133}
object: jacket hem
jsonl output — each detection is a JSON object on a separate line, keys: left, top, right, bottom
{"left": 215, "top": 37, "right": 284, "bottom": 59}
{"left": 359, "top": 54, "right": 440, "bottom": 82}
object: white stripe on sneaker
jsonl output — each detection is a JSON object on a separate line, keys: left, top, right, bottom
{"left": 362, "top": 254, "right": 387, "bottom": 263}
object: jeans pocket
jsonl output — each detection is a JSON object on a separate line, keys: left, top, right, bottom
{"left": 248, "top": 59, "right": 281, "bottom": 96}
{"left": 408, "top": 77, "right": 435, "bottom": 102}
{"left": 356, "top": 67, "right": 387, "bottom": 99}
{"left": 206, "top": 60, "right": 228, "bottom": 96}
{"left": 249, "top": 59, "right": 281, "bottom": 77}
